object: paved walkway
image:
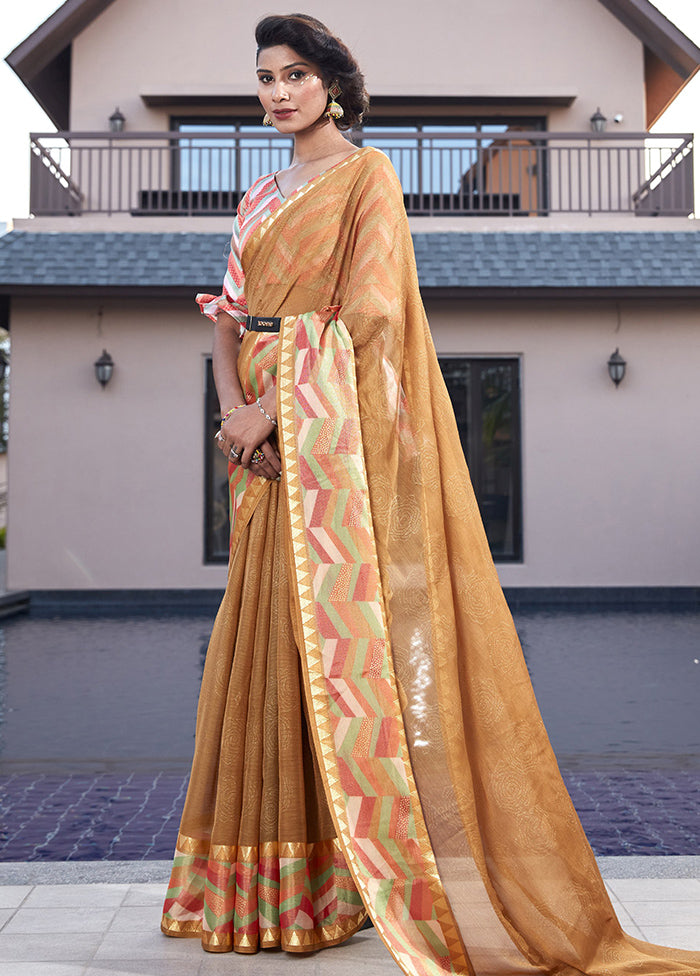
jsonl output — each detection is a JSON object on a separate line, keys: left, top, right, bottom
{"left": 0, "top": 859, "right": 698, "bottom": 974}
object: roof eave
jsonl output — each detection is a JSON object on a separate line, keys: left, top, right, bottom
{"left": 5, "top": 0, "right": 117, "bottom": 128}
{"left": 6, "top": 0, "right": 115, "bottom": 76}
{"left": 598, "top": 0, "right": 700, "bottom": 79}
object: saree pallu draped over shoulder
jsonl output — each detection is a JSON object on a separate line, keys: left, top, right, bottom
{"left": 163, "top": 148, "right": 700, "bottom": 975}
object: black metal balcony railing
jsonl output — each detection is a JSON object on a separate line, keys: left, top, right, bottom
{"left": 29, "top": 129, "right": 695, "bottom": 218}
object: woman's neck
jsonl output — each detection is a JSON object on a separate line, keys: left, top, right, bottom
{"left": 290, "top": 120, "right": 351, "bottom": 166}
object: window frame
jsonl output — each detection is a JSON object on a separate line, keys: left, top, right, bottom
{"left": 204, "top": 357, "right": 230, "bottom": 564}
{"left": 439, "top": 355, "right": 523, "bottom": 563}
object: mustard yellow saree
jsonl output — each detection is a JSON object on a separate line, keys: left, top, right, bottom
{"left": 162, "top": 147, "right": 700, "bottom": 975}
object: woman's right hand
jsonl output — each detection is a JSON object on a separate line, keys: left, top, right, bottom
{"left": 217, "top": 403, "right": 282, "bottom": 480}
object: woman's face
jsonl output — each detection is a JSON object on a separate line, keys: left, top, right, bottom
{"left": 256, "top": 45, "right": 328, "bottom": 132}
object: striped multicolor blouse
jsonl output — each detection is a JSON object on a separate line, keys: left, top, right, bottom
{"left": 196, "top": 174, "right": 283, "bottom": 334}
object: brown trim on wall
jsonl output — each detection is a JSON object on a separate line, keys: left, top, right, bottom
{"left": 644, "top": 47, "right": 695, "bottom": 128}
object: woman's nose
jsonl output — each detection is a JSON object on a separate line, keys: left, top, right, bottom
{"left": 272, "top": 81, "right": 289, "bottom": 101}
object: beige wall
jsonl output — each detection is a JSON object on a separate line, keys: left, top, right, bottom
{"left": 70, "top": 0, "right": 645, "bottom": 133}
{"left": 7, "top": 294, "right": 700, "bottom": 590}
{"left": 428, "top": 296, "right": 700, "bottom": 587}
{"left": 7, "top": 296, "right": 228, "bottom": 590}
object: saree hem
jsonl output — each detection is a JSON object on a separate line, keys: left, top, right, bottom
{"left": 161, "top": 908, "right": 368, "bottom": 954}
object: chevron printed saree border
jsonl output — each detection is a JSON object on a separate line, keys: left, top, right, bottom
{"left": 161, "top": 835, "right": 362, "bottom": 952}
{"left": 277, "top": 307, "right": 472, "bottom": 976}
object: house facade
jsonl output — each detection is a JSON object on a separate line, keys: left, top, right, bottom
{"left": 1, "top": 0, "right": 699, "bottom": 600}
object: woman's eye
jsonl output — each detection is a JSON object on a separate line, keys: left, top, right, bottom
{"left": 258, "top": 75, "right": 273, "bottom": 84}
{"left": 289, "top": 71, "right": 305, "bottom": 81}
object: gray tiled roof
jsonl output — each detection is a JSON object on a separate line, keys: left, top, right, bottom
{"left": 412, "top": 231, "right": 700, "bottom": 290}
{"left": 1, "top": 230, "right": 700, "bottom": 292}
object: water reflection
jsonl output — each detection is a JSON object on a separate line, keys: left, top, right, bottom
{"left": 0, "top": 615, "right": 213, "bottom": 772}
{"left": 0, "top": 607, "right": 697, "bottom": 774}
{"left": 516, "top": 608, "right": 700, "bottom": 766}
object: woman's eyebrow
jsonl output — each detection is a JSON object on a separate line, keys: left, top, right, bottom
{"left": 256, "top": 61, "right": 309, "bottom": 73}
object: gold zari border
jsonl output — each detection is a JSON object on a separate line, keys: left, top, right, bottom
{"left": 162, "top": 908, "right": 365, "bottom": 954}
{"left": 174, "top": 833, "right": 342, "bottom": 863}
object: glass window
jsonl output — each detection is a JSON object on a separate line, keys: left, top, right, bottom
{"left": 205, "top": 356, "right": 522, "bottom": 564}
{"left": 439, "top": 358, "right": 523, "bottom": 561}
{"left": 176, "top": 122, "right": 292, "bottom": 194}
{"left": 358, "top": 120, "right": 542, "bottom": 205}
{"left": 204, "top": 359, "right": 230, "bottom": 563}
{"left": 172, "top": 116, "right": 544, "bottom": 214}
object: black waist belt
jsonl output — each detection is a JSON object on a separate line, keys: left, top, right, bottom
{"left": 246, "top": 315, "right": 281, "bottom": 333}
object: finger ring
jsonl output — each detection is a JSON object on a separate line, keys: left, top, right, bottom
{"left": 215, "top": 430, "right": 224, "bottom": 442}
{"left": 252, "top": 448, "right": 265, "bottom": 464}
{"left": 229, "top": 448, "right": 240, "bottom": 460}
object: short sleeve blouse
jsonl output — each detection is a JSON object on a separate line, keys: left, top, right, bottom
{"left": 195, "top": 174, "right": 283, "bottom": 336}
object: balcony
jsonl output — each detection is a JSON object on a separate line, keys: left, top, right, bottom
{"left": 29, "top": 129, "right": 695, "bottom": 219}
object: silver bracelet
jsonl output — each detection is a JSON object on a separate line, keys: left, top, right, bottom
{"left": 256, "top": 397, "right": 277, "bottom": 427}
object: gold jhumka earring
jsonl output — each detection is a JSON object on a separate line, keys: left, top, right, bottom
{"left": 262, "top": 112, "right": 274, "bottom": 126}
{"left": 325, "top": 81, "right": 344, "bottom": 120}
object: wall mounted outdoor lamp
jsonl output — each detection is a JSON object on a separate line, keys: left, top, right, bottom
{"left": 109, "top": 107, "right": 125, "bottom": 132}
{"left": 94, "top": 349, "right": 114, "bottom": 387}
{"left": 607, "top": 347, "right": 626, "bottom": 387}
{"left": 590, "top": 107, "right": 607, "bottom": 133}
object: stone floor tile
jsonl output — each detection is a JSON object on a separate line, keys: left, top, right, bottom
{"left": 93, "top": 929, "right": 205, "bottom": 960}
{"left": 636, "top": 926, "right": 700, "bottom": 950}
{"left": 318, "top": 954, "right": 395, "bottom": 976}
{"left": 606, "top": 878, "right": 700, "bottom": 901}
{"left": 608, "top": 899, "right": 645, "bottom": 938}
{"left": 85, "top": 962, "right": 202, "bottom": 976}
{"left": 122, "top": 884, "right": 167, "bottom": 907}
{"left": 317, "top": 932, "right": 394, "bottom": 970}
{"left": 3, "top": 906, "right": 117, "bottom": 934}
{"left": 108, "top": 904, "right": 167, "bottom": 932}
{"left": 623, "top": 901, "right": 700, "bottom": 926}
{"left": 0, "top": 931, "right": 101, "bottom": 961}
{"left": 198, "top": 951, "right": 320, "bottom": 975}
{"left": 23, "top": 884, "right": 129, "bottom": 909}
{"left": 1, "top": 964, "right": 87, "bottom": 976}
{"left": 0, "top": 908, "right": 16, "bottom": 930}
{"left": 616, "top": 918, "right": 645, "bottom": 939}
{"left": 0, "top": 887, "right": 32, "bottom": 909}
{"left": 604, "top": 882, "right": 621, "bottom": 905}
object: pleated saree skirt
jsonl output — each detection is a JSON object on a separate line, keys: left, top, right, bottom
{"left": 161, "top": 480, "right": 367, "bottom": 952}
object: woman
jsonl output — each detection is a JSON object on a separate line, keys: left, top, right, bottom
{"left": 162, "top": 14, "right": 700, "bottom": 975}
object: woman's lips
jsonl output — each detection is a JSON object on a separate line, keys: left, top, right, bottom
{"left": 273, "top": 109, "right": 296, "bottom": 119}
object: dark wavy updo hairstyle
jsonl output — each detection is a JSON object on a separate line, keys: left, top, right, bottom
{"left": 255, "top": 14, "right": 369, "bottom": 130}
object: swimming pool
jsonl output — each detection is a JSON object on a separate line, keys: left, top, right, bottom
{"left": 0, "top": 606, "right": 698, "bottom": 859}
